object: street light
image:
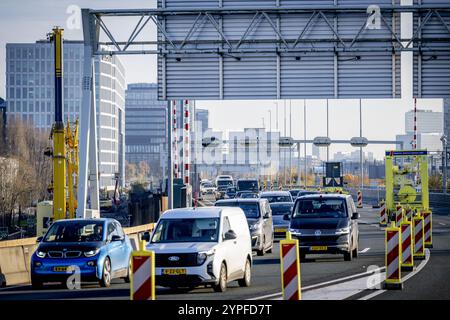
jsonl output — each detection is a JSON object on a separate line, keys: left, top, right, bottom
{"left": 441, "top": 135, "right": 448, "bottom": 193}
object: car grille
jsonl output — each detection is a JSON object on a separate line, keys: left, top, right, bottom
{"left": 47, "top": 251, "right": 82, "bottom": 258}
{"left": 295, "top": 235, "right": 347, "bottom": 246}
{"left": 155, "top": 253, "right": 198, "bottom": 267}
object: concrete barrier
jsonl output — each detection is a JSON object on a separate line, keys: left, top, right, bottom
{"left": 0, "top": 223, "right": 154, "bottom": 287}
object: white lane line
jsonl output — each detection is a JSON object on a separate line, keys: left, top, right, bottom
{"left": 439, "top": 223, "right": 446, "bottom": 226}
{"left": 358, "top": 248, "right": 431, "bottom": 300}
{"left": 359, "top": 248, "right": 371, "bottom": 254}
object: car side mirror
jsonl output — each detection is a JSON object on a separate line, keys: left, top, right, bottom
{"left": 352, "top": 212, "right": 360, "bottom": 220}
{"left": 111, "top": 235, "right": 124, "bottom": 242}
{"left": 224, "top": 230, "right": 237, "bottom": 241}
{"left": 36, "top": 236, "right": 43, "bottom": 243}
{"left": 141, "top": 231, "right": 151, "bottom": 242}
{"left": 283, "top": 214, "right": 291, "bottom": 221}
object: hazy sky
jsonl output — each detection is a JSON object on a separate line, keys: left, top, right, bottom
{"left": 0, "top": 0, "right": 443, "bottom": 160}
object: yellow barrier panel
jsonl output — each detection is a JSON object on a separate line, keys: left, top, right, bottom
{"left": 280, "top": 231, "right": 301, "bottom": 300}
{"left": 384, "top": 222, "right": 403, "bottom": 290}
{"left": 413, "top": 216, "right": 425, "bottom": 260}
{"left": 400, "top": 219, "right": 414, "bottom": 272}
{"left": 421, "top": 209, "right": 433, "bottom": 249}
{"left": 130, "top": 250, "right": 155, "bottom": 300}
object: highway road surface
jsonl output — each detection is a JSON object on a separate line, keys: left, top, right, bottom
{"left": 1, "top": 197, "right": 449, "bottom": 300}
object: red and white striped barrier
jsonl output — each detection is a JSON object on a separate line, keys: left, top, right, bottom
{"left": 413, "top": 216, "right": 425, "bottom": 260}
{"left": 130, "top": 251, "right": 155, "bottom": 300}
{"left": 384, "top": 223, "right": 403, "bottom": 290}
{"left": 182, "top": 100, "right": 190, "bottom": 185}
{"left": 171, "top": 100, "right": 180, "bottom": 179}
{"left": 357, "top": 191, "right": 363, "bottom": 208}
{"left": 395, "top": 205, "right": 403, "bottom": 227}
{"left": 400, "top": 220, "right": 414, "bottom": 271}
{"left": 379, "top": 201, "right": 387, "bottom": 226}
{"left": 422, "top": 210, "right": 433, "bottom": 248}
{"left": 405, "top": 207, "right": 413, "bottom": 220}
{"left": 280, "top": 233, "right": 301, "bottom": 300}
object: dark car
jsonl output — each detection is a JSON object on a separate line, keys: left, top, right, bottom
{"left": 236, "top": 179, "right": 259, "bottom": 193}
{"left": 30, "top": 218, "right": 133, "bottom": 289}
{"left": 270, "top": 202, "right": 294, "bottom": 237}
{"left": 288, "top": 194, "right": 359, "bottom": 261}
{"left": 225, "top": 186, "right": 237, "bottom": 199}
{"left": 260, "top": 191, "right": 293, "bottom": 203}
{"left": 236, "top": 191, "right": 259, "bottom": 199}
{"left": 289, "top": 189, "right": 319, "bottom": 201}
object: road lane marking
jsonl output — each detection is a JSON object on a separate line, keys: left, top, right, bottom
{"left": 439, "top": 223, "right": 446, "bottom": 226}
{"left": 359, "top": 248, "right": 371, "bottom": 254}
{"left": 358, "top": 248, "right": 430, "bottom": 300}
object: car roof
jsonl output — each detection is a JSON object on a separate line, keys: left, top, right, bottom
{"left": 260, "top": 191, "right": 291, "bottom": 196}
{"left": 52, "top": 218, "right": 111, "bottom": 223}
{"left": 296, "top": 193, "right": 350, "bottom": 200}
{"left": 216, "top": 198, "right": 266, "bottom": 204}
{"left": 160, "top": 207, "right": 242, "bottom": 219}
{"left": 269, "top": 202, "right": 294, "bottom": 206}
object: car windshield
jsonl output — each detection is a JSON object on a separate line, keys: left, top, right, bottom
{"left": 239, "top": 193, "right": 258, "bottom": 199}
{"left": 203, "top": 183, "right": 213, "bottom": 188}
{"left": 293, "top": 198, "right": 347, "bottom": 218}
{"left": 215, "top": 202, "right": 260, "bottom": 219}
{"left": 43, "top": 221, "right": 105, "bottom": 242}
{"left": 227, "top": 187, "right": 236, "bottom": 192}
{"left": 270, "top": 204, "right": 293, "bottom": 215}
{"left": 237, "top": 180, "right": 259, "bottom": 191}
{"left": 261, "top": 195, "right": 292, "bottom": 203}
{"left": 151, "top": 218, "right": 219, "bottom": 243}
{"left": 217, "top": 180, "right": 233, "bottom": 187}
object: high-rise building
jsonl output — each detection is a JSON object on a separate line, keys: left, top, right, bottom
{"left": 195, "top": 109, "right": 209, "bottom": 133}
{"left": 405, "top": 109, "right": 443, "bottom": 134}
{"left": 5, "top": 40, "right": 126, "bottom": 190}
{"left": 125, "top": 83, "right": 167, "bottom": 182}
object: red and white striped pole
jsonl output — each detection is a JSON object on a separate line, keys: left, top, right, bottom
{"left": 379, "top": 199, "right": 387, "bottom": 227}
{"left": 384, "top": 222, "right": 403, "bottom": 290}
{"left": 130, "top": 251, "right": 155, "bottom": 300}
{"left": 182, "top": 100, "right": 190, "bottom": 185}
{"left": 395, "top": 204, "right": 404, "bottom": 227}
{"left": 280, "top": 232, "right": 301, "bottom": 300}
{"left": 413, "top": 215, "right": 425, "bottom": 260}
{"left": 357, "top": 190, "right": 363, "bottom": 208}
{"left": 422, "top": 209, "right": 433, "bottom": 248}
{"left": 171, "top": 101, "right": 179, "bottom": 179}
{"left": 413, "top": 98, "right": 417, "bottom": 150}
{"left": 400, "top": 220, "right": 414, "bottom": 271}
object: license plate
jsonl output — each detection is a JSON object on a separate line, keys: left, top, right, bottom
{"left": 310, "top": 246, "right": 328, "bottom": 251}
{"left": 163, "top": 268, "right": 187, "bottom": 275}
{"left": 274, "top": 228, "right": 286, "bottom": 233}
{"left": 53, "top": 266, "right": 75, "bottom": 272}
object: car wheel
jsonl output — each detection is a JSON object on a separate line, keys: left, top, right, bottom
{"left": 344, "top": 241, "right": 353, "bottom": 261}
{"left": 352, "top": 236, "right": 359, "bottom": 258}
{"left": 257, "top": 237, "right": 265, "bottom": 256}
{"left": 99, "top": 257, "right": 112, "bottom": 287}
{"left": 213, "top": 263, "right": 227, "bottom": 292}
{"left": 123, "top": 259, "right": 132, "bottom": 283}
{"left": 238, "top": 259, "right": 251, "bottom": 287}
{"left": 31, "top": 279, "right": 43, "bottom": 290}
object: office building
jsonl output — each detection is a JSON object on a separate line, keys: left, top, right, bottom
{"left": 5, "top": 40, "right": 126, "bottom": 189}
{"left": 195, "top": 108, "right": 209, "bottom": 133}
{"left": 405, "top": 109, "right": 443, "bottom": 134}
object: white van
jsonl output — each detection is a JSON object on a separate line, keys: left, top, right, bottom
{"left": 144, "top": 207, "right": 252, "bottom": 292}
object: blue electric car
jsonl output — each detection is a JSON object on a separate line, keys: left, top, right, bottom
{"left": 31, "top": 218, "right": 132, "bottom": 289}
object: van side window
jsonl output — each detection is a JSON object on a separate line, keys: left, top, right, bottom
{"left": 222, "top": 217, "right": 231, "bottom": 239}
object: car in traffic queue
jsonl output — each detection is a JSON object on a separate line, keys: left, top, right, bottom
{"left": 144, "top": 207, "right": 252, "bottom": 292}
{"left": 236, "top": 179, "right": 260, "bottom": 193}
{"left": 260, "top": 190, "right": 294, "bottom": 204}
{"left": 215, "top": 198, "right": 274, "bottom": 256}
{"left": 224, "top": 186, "right": 237, "bottom": 199}
{"left": 236, "top": 191, "right": 259, "bottom": 199}
{"left": 287, "top": 194, "right": 359, "bottom": 261}
{"left": 270, "top": 202, "right": 294, "bottom": 238}
{"left": 289, "top": 189, "right": 319, "bottom": 201}
{"left": 30, "top": 218, "right": 133, "bottom": 289}
{"left": 215, "top": 178, "right": 234, "bottom": 200}
{"left": 200, "top": 181, "right": 216, "bottom": 199}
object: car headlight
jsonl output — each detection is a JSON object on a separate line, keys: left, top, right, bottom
{"left": 84, "top": 249, "right": 100, "bottom": 257}
{"left": 335, "top": 227, "right": 350, "bottom": 235}
{"left": 249, "top": 222, "right": 261, "bottom": 231}
{"left": 197, "top": 250, "right": 215, "bottom": 265}
{"left": 36, "top": 251, "right": 46, "bottom": 258}
{"left": 288, "top": 228, "right": 302, "bottom": 235}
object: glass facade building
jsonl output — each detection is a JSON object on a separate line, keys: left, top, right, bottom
{"left": 5, "top": 40, "right": 126, "bottom": 190}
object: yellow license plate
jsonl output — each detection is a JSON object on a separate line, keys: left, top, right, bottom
{"left": 53, "top": 266, "right": 74, "bottom": 272}
{"left": 274, "top": 228, "right": 287, "bottom": 233}
{"left": 310, "top": 246, "right": 328, "bottom": 251}
{"left": 163, "top": 268, "right": 187, "bottom": 275}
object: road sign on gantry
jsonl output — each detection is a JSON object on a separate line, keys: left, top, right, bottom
{"left": 130, "top": 251, "right": 155, "bottom": 300}
{"left": 280, "top": 233, "right": 301, "bottom": 300}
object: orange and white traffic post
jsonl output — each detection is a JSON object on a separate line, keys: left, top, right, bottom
{"left": 395, "top": 204, "right": 404, "bottom": 227}
{"left": 357, "top": 191, "right": 363, "bottom": 208}
{"left": 422, "top": 209, "right": 433, "bottom": 248}
{"left": 379, "top": 199, "right": 387, "bottom": 227}
{"left": 384, "top": 222, "right": 403, "bottom": 290}
{"left": 130, "top": 250, "right": 156, "bottom": 300}
{"left": 280, "top": 232, "right": 301, "bottom": 300}
{"left": 400, "top": 219, "right": 414, "bottom": 271}
{"left": 413, "top": 215, "right": 425, "bottom": 260}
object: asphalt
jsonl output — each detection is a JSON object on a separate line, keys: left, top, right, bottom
{"left": 0, "top": 197, "right": 448, "bottom": 300}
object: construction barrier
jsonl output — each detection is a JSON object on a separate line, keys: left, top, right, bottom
{"left": 422, "top": 209, "right": 433, "bottom": 248}
{"left": 395, "top": 204, "right": 404, "bottom": 227}
{"left": 379, "top": 200, "right": 387, "bottom": 226}
{"left": 400, "top": 220, "right": 414, "bottom": 271}
{"left": 130, "top": 250, "right": 155, "bottom": 300}
{"left": 384, "top": 222, "right": 403, "bottom": 290}
{"left": 405, "top": 207, "right": 413, "bottom": 220}
{"left": 413, "top": 215, "right": 425, "bottom": 260}
{"left": 357, "top": 191, "right": 363, "bottom": 208}
{"left": 280, "top": 232, "right": 301, "bottom": 300}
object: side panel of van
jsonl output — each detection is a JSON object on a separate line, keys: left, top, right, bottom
{"left": 227, "top": 210, "right": 251, "bottom": 280}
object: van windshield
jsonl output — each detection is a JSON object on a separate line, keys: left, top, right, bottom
{"left": 293, "top": 198, "right": 347, "bottom": 218}
{"left": 237, "top": 180, "right": 259, "bottom": 192}
{"left": 151, "top": 218, "right": 219, "bottom": 243}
